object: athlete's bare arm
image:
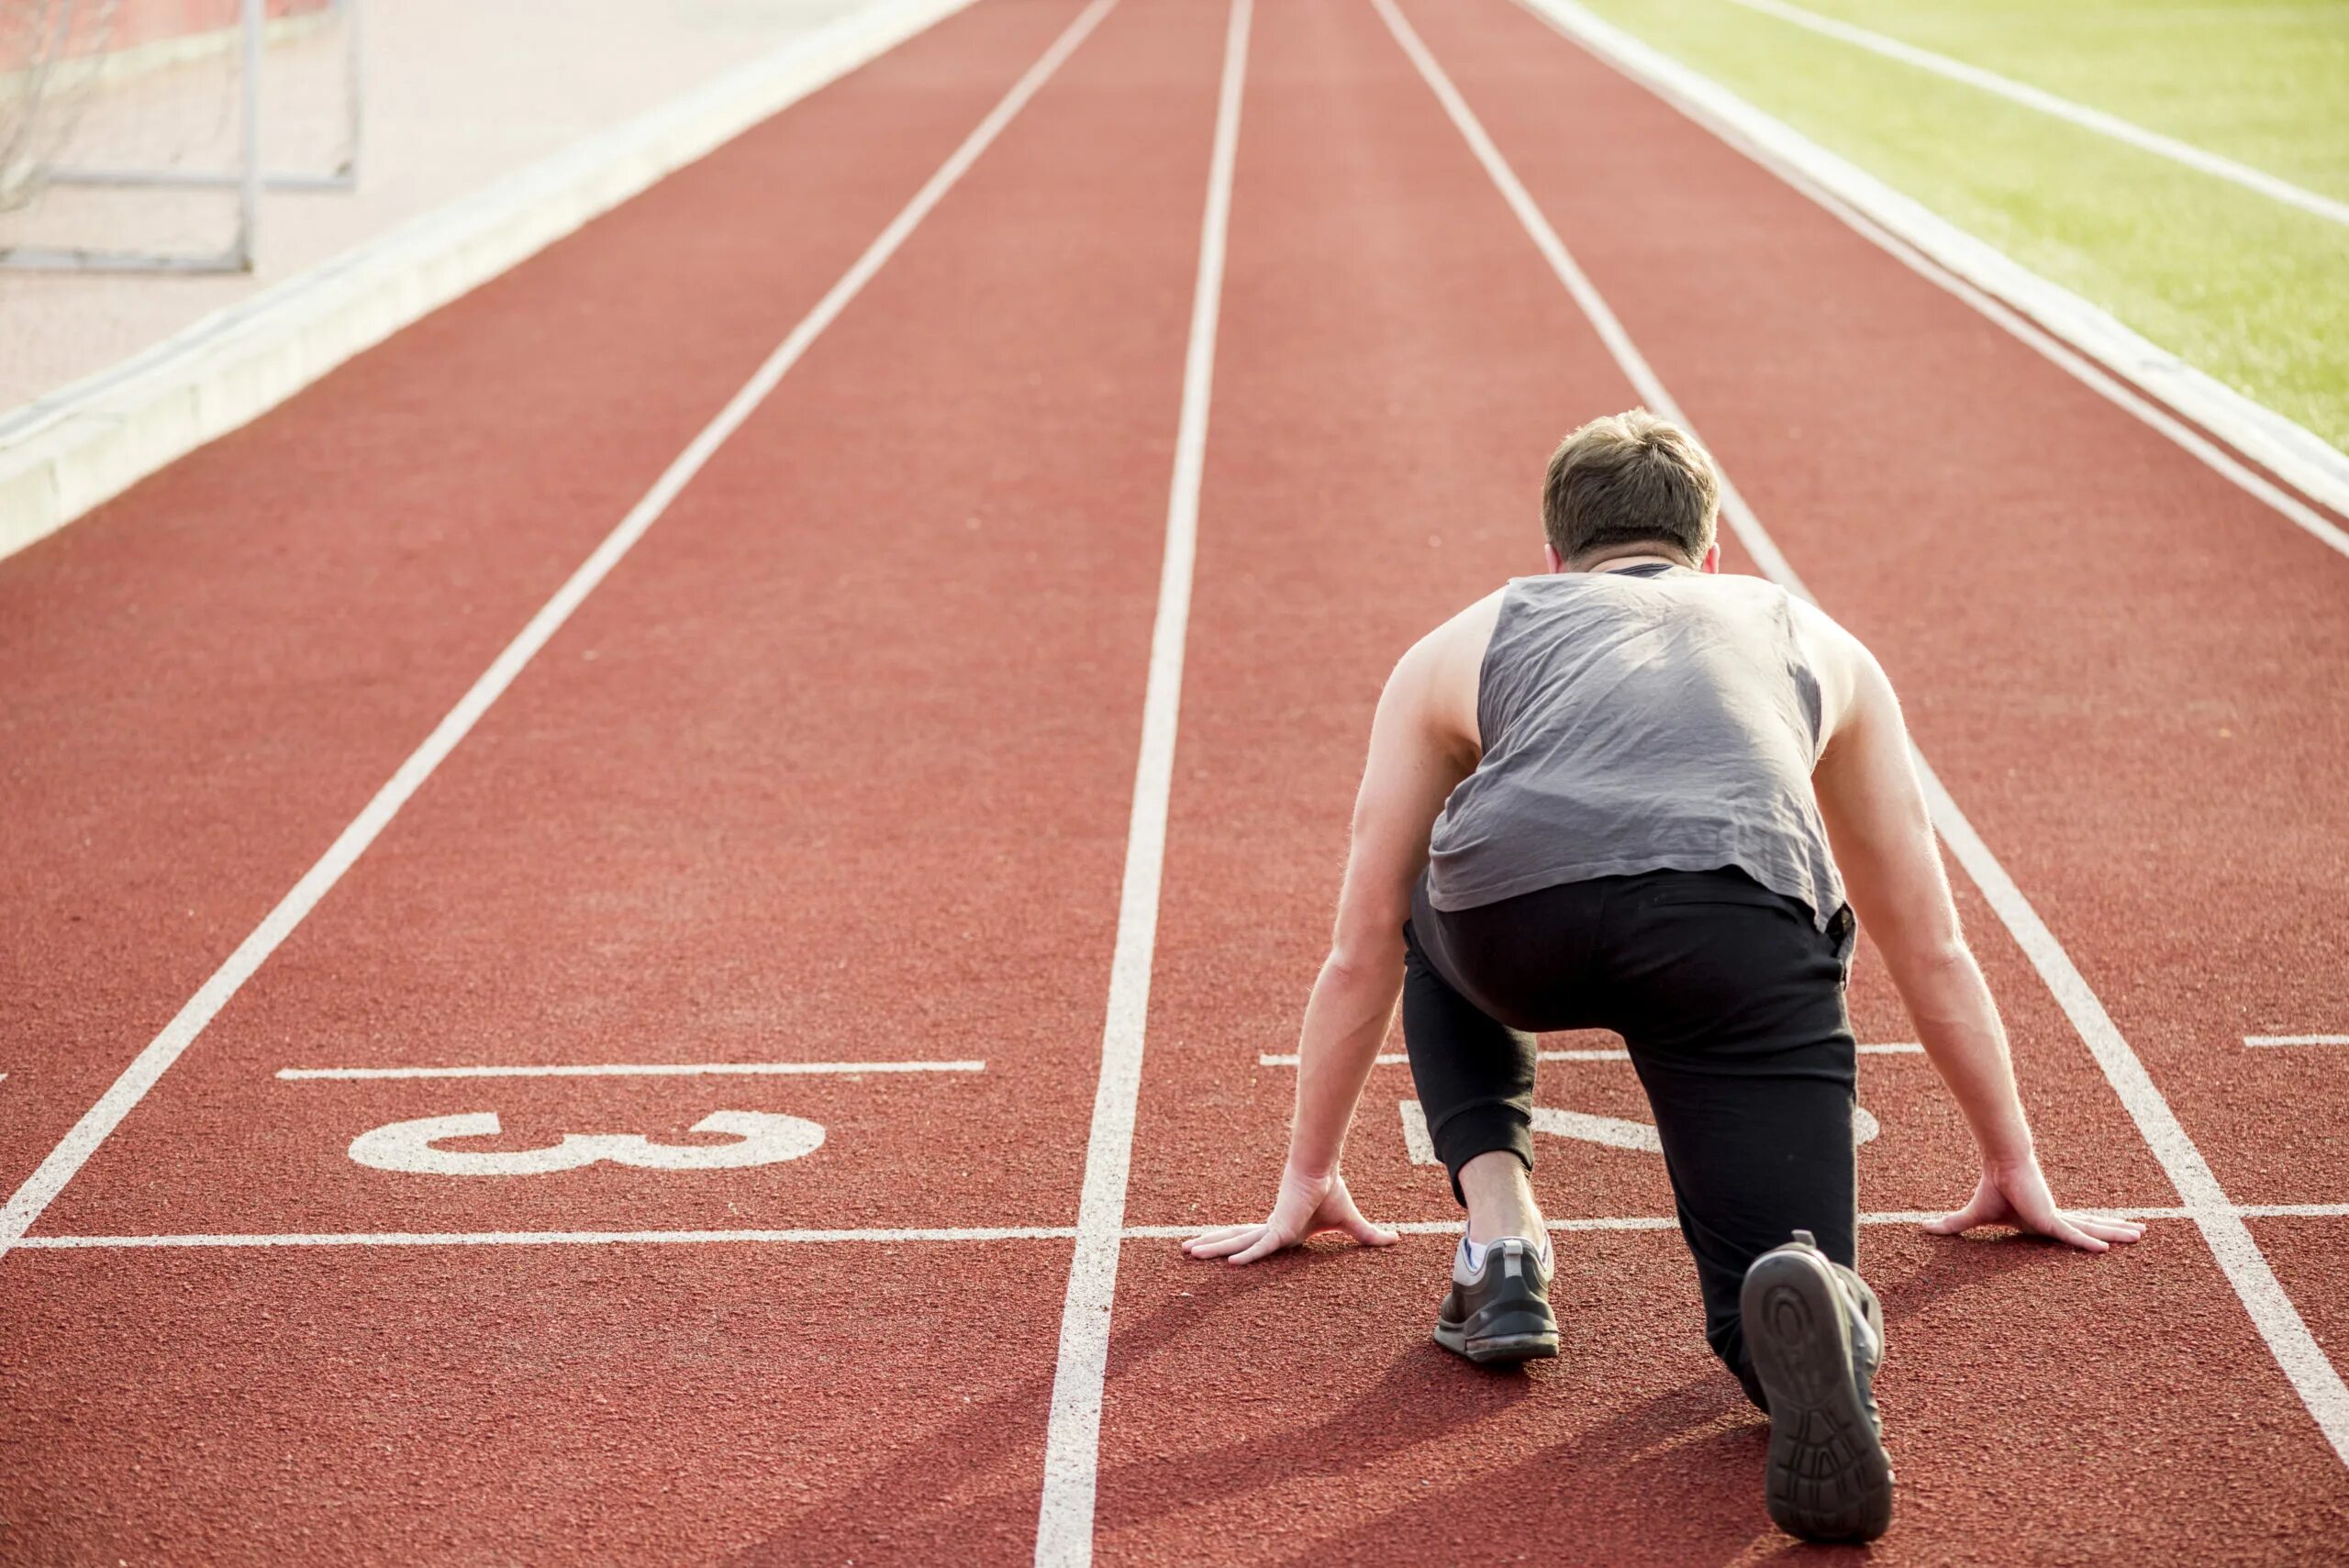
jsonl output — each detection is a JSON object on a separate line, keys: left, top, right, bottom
{"left": 1182, "top": 592, "right": 1501, "bottom": 1264}
{"left": 1798, "top": 604, "right": 2143, "bottom": 1252}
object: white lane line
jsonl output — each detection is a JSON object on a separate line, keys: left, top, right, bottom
{"left": 1374, "top": 0, "right": 2349, "bottom": 1471}
{"left": 2247, "top": 1037, "right": 2349, "bottom": 1049}
{"left": 1915, "top": 775, "right": 2349, "bottom": 1462}
{"left": 32, "top": 1204, "right": 2349, "bottom": 1251}
{"left": 1255, "top": 1042, "right": 1920, "bottom": 1066}
{"left": 1256, "top": 1050, "right": 1620, "bottom": 1066}
{"left": 1033, "top": 4, "right": 1248, "bottom": 1564}
{"left": 16, "top": 1227, "right": 1080, "bottom": 1250}
{"left": 1718, "top": 0, "right": 2349, "bottom": 229}
{"left": 276, "top": 1060, "right": 986, "bottom": 1080}
{"left": 0, "top": 0, "right": 1123, "bottom": 1266}
{"left": 1509, "top": 0, "right": 2349, "bottom": 559}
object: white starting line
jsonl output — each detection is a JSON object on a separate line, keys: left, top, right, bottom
{"left": 1257, "top": 1042, "right": 1924, "bottom": 1066}
{"left": 277, "top": 1059, "right": 986, "bottom": 1080}
{"left": 15, "top": 1203, "right": 2347, "bottom": 1251}
{"left": 2247, "top": 1036, "right": 2349, "bottom": 1049}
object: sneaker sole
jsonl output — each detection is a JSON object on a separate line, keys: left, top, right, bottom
{"left": 1433, "top": 1316, "right": 1560, "bottom": 1366}
{"left": 1741, "top": 1250, "right": 1894, "bottom": 1543}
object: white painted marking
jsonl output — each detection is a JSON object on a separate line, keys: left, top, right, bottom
{"left": 1535, "top": 1105, "right": 1659, "bottom": 1153}
{"left": 1719, "top": 0, "right": 2349, "bottom": 229}
{"left": 1375, "top": 0, "right": 2349, "bottom": 1467}
{"left": 17, "top": 1226, "right": 1079, "bottom": 1250}
{"left": 2246, "top": 1037, "right": 2349, "bottom": 1049}
{"left": 1261, "top": 1042, "right": 1917, "bottom": 1066}
{"left": 1508, "top": 0, "right": 2349, "bottom": 556}
{"left": 1264, "top": 1049, "right": 1623, "bottom": 1066}
{"left": 279, "top": 1059, "right": 985, "bottom": 1081}
{"left": 1035, "top": 5, "right": 1248, "bottom": 1563}
{"left": 29, "top": 1203, "right": 2343, "bottom": 1251}
{"left": 1399, "top": 1099, "right": 1876, "bottom": 1162}
{"left": 1399, "top": 1098, "right": 1437, "bottom": 1165}
{"left": 0, "top": 0, "right": 1123, "bottom": 1266}
{"left": 347, "top": 1109, "right": 825, "bottom": 1176}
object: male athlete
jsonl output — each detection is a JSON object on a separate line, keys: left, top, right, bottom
{"left": 1182, "top": 410, "right": 2142, "bottom": 1542}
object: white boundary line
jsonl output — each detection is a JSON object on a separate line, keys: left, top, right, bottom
{"left": 0, "top": 0, "right": 990, "bottom": 563}
{"left": 1033, "top": 3, "right": 1248, "bottom": 1562}
{"left": 1255, "top": 1042, "right": 1921, "bottom": 1066}
{"left": 20, "top": 1204, "right": 2349, "bottom": 1251}
{"left": 1720, "top": 0, "right": 2349, "bottom": 229}
{"left": 1374, "top": 0, "right": 2349, "bottom": 1470}
{"left": 2247, "top": 1036, "right": 2349, "bottom": 1050}
{"left": 0, "top": 0, "right": 1123, "bottom": 1264}
{"left": 1508, "top": 0, "right": 2349, "bottom": 555}
{"left": 276, "top": 1059, "right": 987, "bottom": 1080}
{"left": 16, "top": 1226, "right": 1081, "bottom": 1250}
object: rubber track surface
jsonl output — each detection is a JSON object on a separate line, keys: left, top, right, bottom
{"left": 2, "top": 0, "right": 2344, "bottom": 1562}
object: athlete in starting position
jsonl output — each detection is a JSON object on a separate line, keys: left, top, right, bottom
{"left": 1182, "top": 410, "right": 2143, "bottom": 1542}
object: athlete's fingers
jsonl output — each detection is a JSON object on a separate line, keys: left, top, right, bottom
{"left": 2073, "top": 1215, "right": 2146, "bottom": 1244}
{"left": 2039, "top": 1212, "right": 2110, "bottom": 1253}
{"left": 1180, "top": 1225, "right": 1254, "bottom": 1255}
{"left": 1312, "top": 1181, "right": 1395, "bottom": 1247}
{"left": 1185, "top": 1226, "right": 1270, "bottom": 1260}
{"left": 1227, "top": 1226, "right": 1294, "bottom": 1265}
{"left": 1921, "top": 1196, "right": 1999, "bottom": 1235}
{"left": 1180, "top": 1231, "right": 1252, "bottom": 1260}
{"left": 1182, "top": 1224, "right": 1251, "bottom": 1245}
{"left": 1333, "top": 1202, "right": 1398, "bottom": 1247}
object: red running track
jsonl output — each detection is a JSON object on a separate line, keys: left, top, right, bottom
{"left": 3, "top": 0, "right": 2345, "bottom": 1562}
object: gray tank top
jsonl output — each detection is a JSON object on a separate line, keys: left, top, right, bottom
{"left": 1425, "top": 565, "right": 1845, "bottom": 929}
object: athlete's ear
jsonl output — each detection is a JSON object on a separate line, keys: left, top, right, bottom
{"left": 1543, "top": 541, "right": 1566, "bottom": 574}
{"left": 1700, "top": 539, "right": 1721, "bottom": 574}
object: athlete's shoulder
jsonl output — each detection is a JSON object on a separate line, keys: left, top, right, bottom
{"left": 1780, "top": 589, "right": 1874, "bottom": 668}
{"left": 1410, "top": 584, "right": 1510, "bottom": 662}
{"left": 1779, "top": 592, "right": 1890, "bottom": 749}
{"left": 1387, "top": 585, "right": 1509, "bottom": 759}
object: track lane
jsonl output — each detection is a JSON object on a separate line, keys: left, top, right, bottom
{"left": 21, "top": 0, "right": 1203, "bottom": 1237}
{"left": 1095, "top": 0, "right": 2349, "bottom": 1560}
{"left": 0, "top": 0, "right": 1231, "bottom": 1560}
{"left": 1403, "top": 0, "right": 2349, "bottom": 1212}
{"left": 0, "top": 1241, "right": 1072, "bottom": 1567}
{"left": 0, "top": 0, "right": 1086, "bottom": 1211}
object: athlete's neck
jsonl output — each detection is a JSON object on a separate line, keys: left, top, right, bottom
{"left": 1580, "top": 552, "right": 1687, "bottom": 575}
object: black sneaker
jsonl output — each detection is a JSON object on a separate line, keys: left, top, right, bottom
{"left": 1741, "top": 1229, "right": 1894, "bottom": 1542}
{"left": 1433, "top": 1235, "right": 1559, "bottom": 1365}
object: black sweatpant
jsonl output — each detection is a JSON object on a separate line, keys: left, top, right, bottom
{"left": 1403, "top": 866, "right": 1858, "bottom": 1408}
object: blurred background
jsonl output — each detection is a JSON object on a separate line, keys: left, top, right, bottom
{"left": 1, "top": 0, "right": 871, "bottom": 411}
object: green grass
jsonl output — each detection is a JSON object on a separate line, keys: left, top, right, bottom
{"left": 1568, "top": 0, "right": 2349, "bottom": 454}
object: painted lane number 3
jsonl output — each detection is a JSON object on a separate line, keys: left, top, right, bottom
{"left": 348, "top": 1110, "right": 826, "bottom": 1176}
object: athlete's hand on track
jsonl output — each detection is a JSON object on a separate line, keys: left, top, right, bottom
{"left": 1181, "top": 1166, "right": 1399, "bottom": 1265}
{"left": 1926, "top": 1158, "right": 2146, "bottom": 1252}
